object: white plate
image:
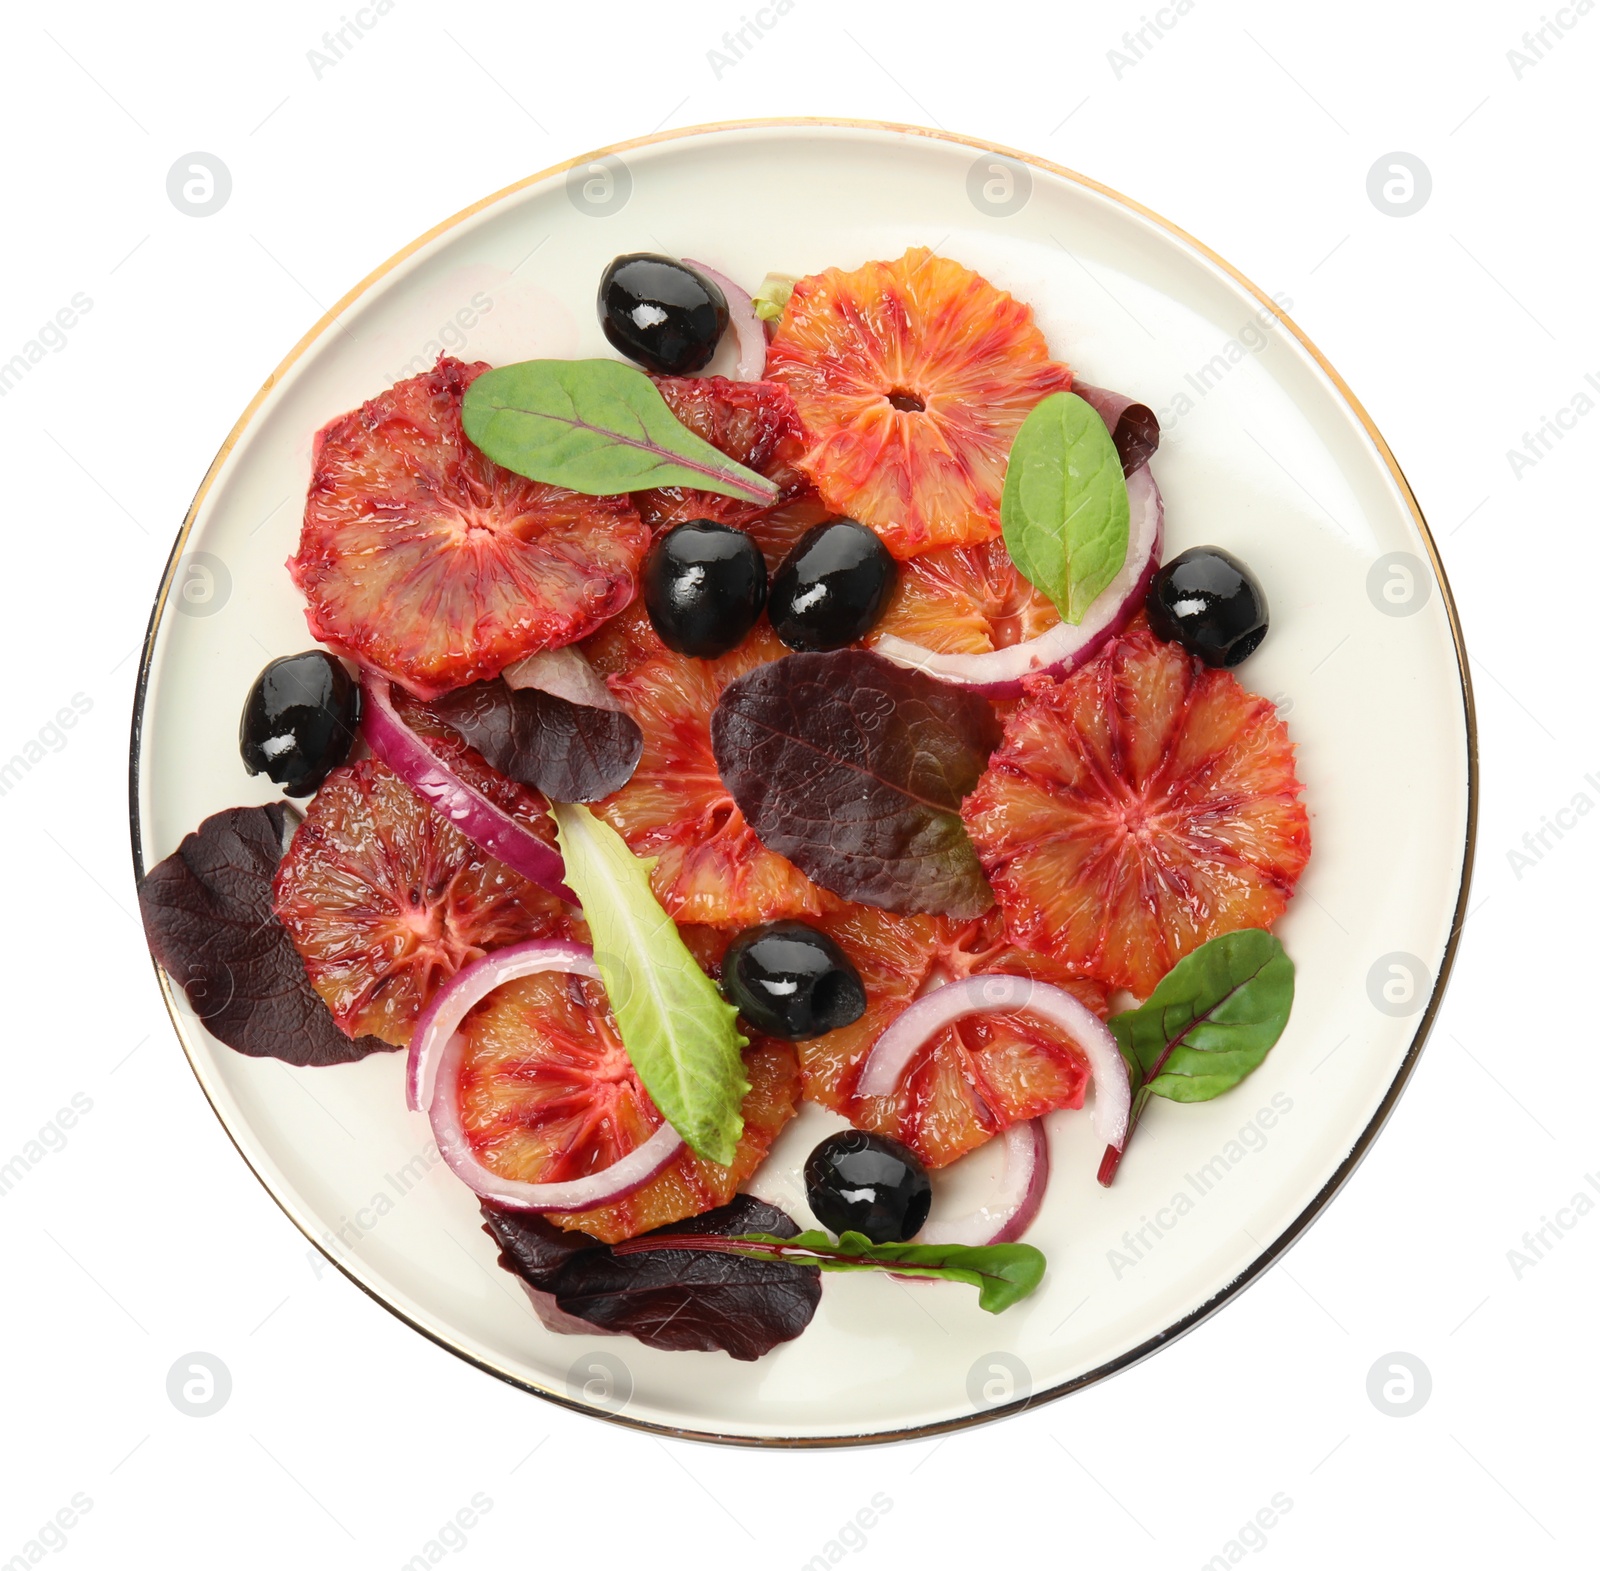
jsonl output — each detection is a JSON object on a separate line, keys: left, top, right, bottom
{"left": 131, "top": 119, "right": 1475, "bottom": 1446}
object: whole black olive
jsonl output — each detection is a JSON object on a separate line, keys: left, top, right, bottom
{"left": 641, "top": 520, "right": 767, "bottom": 659}
{"left": 239, "top": 650, "right": 361, "bottom": 796}
{"left": 722, "top": 921, "right": 867, "bottom": 1040}
{"left": 1145, "top": 546, "right": 1269, "bottom": 668}
{"left": 805, "top": 1130, "right": 932, "bottom": 1245}
{"left": 598, "top": 253, "right": 728, "bottom": 376}
{"left": 767, "top": 519, "right": 897, "bottom": 652}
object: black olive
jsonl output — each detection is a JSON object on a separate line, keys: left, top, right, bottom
{"left": 641, "top": 520, "right": 767, "bottom": 659}
{"left": 598, "top": 253, "right": 728, "bottom": 376}
{"left": 767, "top": 519, "right": 897, "bottom": 652}
{"left": 805, "top": 1130, "right": 932, "bottom": 1245}
{"left": 1145, "top": 546, "right": 1269, "bottom": 668}
{"left": 239, "top": 651, "right": 361, "bottom": 797}
{"left": 722, "top": 921, "right": 867, "bottom": 1040}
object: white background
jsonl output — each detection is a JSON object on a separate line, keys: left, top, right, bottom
{"left": 1, "top": 0, "right": 1593, "bottom": 1566}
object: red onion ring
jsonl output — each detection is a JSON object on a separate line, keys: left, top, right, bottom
{"left": 503, "top": 646, "right": 620, "bottom": 711}
{"left": 418, "top": 938, "right": 686, "bottom": 1210}
{"left": 917, "top": 1119, "right": 1049, "bottom": 1247}
{"left": 856, "top": 973, "right": 1130, "bottom": 1151}
{"left": 684, "top": 259, "right": 766, "bottom": 381}
{"left": 870, "top": 463, "right": 1163, "bottom": 697}
{"left": 360, "top": 672, "right": 575, "bottom": 905}
{"left": 407, "top": 937, "right": 598, "bottom": 1111}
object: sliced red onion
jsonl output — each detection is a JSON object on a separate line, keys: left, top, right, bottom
{"left": 360, "top": 673, "right": 575, "bottom": 904}
{"left": 917, "top": 1119, "right": 1049, "bottom": 1247}
{"left": 684, "top": 259, "right": 766, "bottom": 381}
{"left": 407, "top": 937, "right": 598, "bottom": 1112}
{"left": 856, "top": 973, "right": 1130, "bottom": 1151}
{"left": 1071, "top": 382, "right": 1160, "bottom": 475}
{"left": 503, "top": 646, "right": 620, "bottom": 711}
{"left": 871, "top": 463, "right": 1163, "bottom": 697}
{"left": 418, "top": 937, "right": 686, "bottom": 1210}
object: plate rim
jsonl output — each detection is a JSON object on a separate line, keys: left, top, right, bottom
{"left": 126, "top": 115, "right": 1479, "bottom": 1449}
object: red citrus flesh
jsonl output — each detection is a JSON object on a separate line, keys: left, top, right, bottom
{"left": 456, "top": 967, "right": 799, "bottom": 1243}
{"left": 766, "top": 248, "right": 1073, "bottom": 560}
{"left": 272, "top": 749, "right": 564, "bottom": 1046}
{"left": 794, "top": 906, "right": 1108, "bottom": 1170}
{"left": 289, "top": 357, "right": 650, "bottom": 699}
{"left": 592, "top": 626, "right": 831, "bottom": 927}
{"left": 869, "top": 536, "right": 1061, "bottom": 658}
{"left": 962, "top": 618, "right": 1311, "bottom": 997}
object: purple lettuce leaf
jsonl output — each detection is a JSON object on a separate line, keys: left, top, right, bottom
{"left": 137, "top": 803, "right": 390, "bottom": 1066}
{"left": 710, "top": 649, "right": 1000, "bottom": 917}
{"left": 426, "top": 678, "right": 642, "bottom": 803}
{"left": 481, "top": 1193, "right": 820, "bottom": 1361}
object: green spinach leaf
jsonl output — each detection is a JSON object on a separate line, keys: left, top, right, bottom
{"left": 463, "top": 358, "right": 779, "bottom": 504}
{"left": 1001, "top": 390, "right": 1130, "bottom": 623}
{"left": 1100, "top": 929, "right": 1294, "bottom": 1184}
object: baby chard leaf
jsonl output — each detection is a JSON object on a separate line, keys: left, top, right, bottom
{"left": 426, "top": 678, "right": 642, "bottom": 803}
{"left": 615, "top": 1229, "right": 1047, "bottom": 1314}
{"left": 462, "top": 358, "right": 779, "bottom": 505}
{"left": 550, "top": 803, "right": 749, "bottom": 1165}
{"left": 482, "top": 1194, "right": 820, "bottom": 1361}
{"left": 1001, "top": 390, "right": 1130, "bottom": 623}
{"left": 137, "top": 804, "right": 391, "bottom": 1066}
{"left": 710, "top": 649, "right": 1000, "bottom": 918}
{"left": 1099, "top": 929, "right": 1295, "bottom": 1184}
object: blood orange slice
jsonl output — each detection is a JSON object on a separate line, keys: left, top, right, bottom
{"left": 868, "top": 537, "right": 1060, "bottom": 661}
{"left": 456, "top": 967, "right": 799, "bottom": 1243}
{"left": 962, "top": 618, "right": 1311, "bottom": 997}
{"left": 593, "top": 627, "right": 831, "bottom": 927}
{"left": 637, "top": 376, "right": 813, "bottom": 531}
{"left": 289, "top": 357, "right": 650, "bottom": 699}
{"left": 272, "top": 748, "right": 565, "bottom": 1046}
{"left": 794, "top": 906, "right": 1108, "bottom": 1170}
{"left": 766, "top": 248, "right": 1073, "bottom": 559}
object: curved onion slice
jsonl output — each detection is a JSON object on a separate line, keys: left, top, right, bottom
{"left": 407, "top": 937, "right": 597, "bottom": 1112}
{"left": 872, "top": 462, "right": 1163, "bottom": 697}
{"left": 856, "top": 973, "right": 1130, "bottom": 1151}
{"left": 916, "top": 1119, "right": 1049, "bottom": 1247}
{"left": 417, "top": 937, "right": 686, "bottom": 1210}
{"left": 502, "top": 645, "right": 620, "bottom": 710}
{"left": 360, "top": 672, "right": 575, "bottom": 905}
{"left": 684, "top": 259, "right": 766, "bottom": 381}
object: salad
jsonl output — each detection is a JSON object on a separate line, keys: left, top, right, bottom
{"left": 138, "top": 247, "right": 1310, "bottom": 1363}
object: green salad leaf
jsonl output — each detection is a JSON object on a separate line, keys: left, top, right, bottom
{"left": 549, "top": 803, "right": 748, "bottom": 1164}
{"left": 614, "top": 1229, "right": 1046, "bottom": 1314}
{"left": 463, "top": 358, "right": 780, "bottom": 505}
{"left": 1100, "top": 929, "right": 1295, "bottom": 1183}
{"left": 1001, "top": 390, "right": 1130, "bottom": 623}
{"left": 752, "top": 272, "right": 797, "bottom": 322}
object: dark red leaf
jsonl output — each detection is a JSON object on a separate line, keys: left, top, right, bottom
{"left": 481, "top": 1193, "right": 820, "bottom": 1361}
{"left": 1071, "top": 380, "right": 1161, "bottom": 475}
{"left": 710, "top": 649, "right": 1001, "bottom": 917}
{"left": 137, "top": 804, "right": 391, "bottom": 1066}
{"left": 424, "top": 678, "right": 642, "bottom": 803}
